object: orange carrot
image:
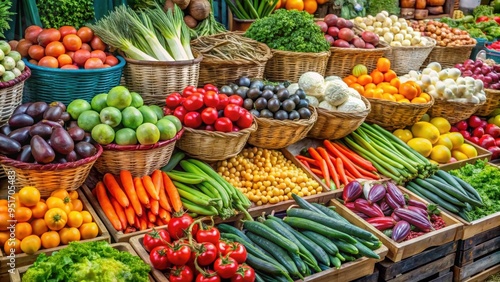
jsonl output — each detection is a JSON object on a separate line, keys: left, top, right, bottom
{"left": 317, "top": 147, "right": 340, "bottom": 189}
{"left": 332, "top": 141, "right": 377, "bottom": 171}
{"left": 158, "top": 173, "right": 172, "bottom": 212}
{"left": 133, "top": 215, "right": 141, "bottom": 230}
{"left": 134, "top": 177, "right": 150, "bottom": 206}
{"left": 155, "top": 217, "right": 164, "bottom": 226}
{"left": 162, "top": 171, "right": 182, "bottom": 213}
{"left": 147, "top": 210, "right": 157, "bottom": 223}
{"left": 139, "top": 213, "right": 148, "bottom": 230}
{"left": 142, "top": 175, "right": 160, "bottom": 200}
{"left": 110, "top": 197, "right": 128, "bottom": 230}
{"left": 308, "top": 147, "right": 330, "bottom": 188}
{"left": 120, "top": 170, "right": 143, "bottom": 216}
{"left": 162, "top": 212, "right": 171, "bottom": 225}
{"left": 300, "top": 159, "right": 311, "bottom": 170}
{"left": 158, "top": 208, "right": 169, "bottom": 220}
{"left": 95, "top": 182, "right": 122, "bottom": 231}
{"left": 310, "top": 168, "right": 323, "bottom": 176}
{"left": 103, "top": 173, "right": 130, "bottom": 208}
{"left": 151, "top": 170, "right": 163, "bottom": 193}
{"left": 150, "top": 199, "right": 159, "bottom": 215}
{"left": 147, "top": 221, "right": 155, "bottom": 229}
{"left": 295, "top": 155, "right": 317, "bottom": 165}
{"left": 124, "top": 205, "right": 136, "bottom": 226}
{"left": 335, "top": 158, "right": 348, "bottom": 185}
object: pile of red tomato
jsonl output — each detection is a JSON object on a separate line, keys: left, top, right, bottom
{"left": 14, "top": 25, "right": 119, "bottom": 69}
{"left": 142, "top": 214, "right": 255, "bottom": 282}
{"left": 164, "top": 84, "right": 254, "bottom": 133}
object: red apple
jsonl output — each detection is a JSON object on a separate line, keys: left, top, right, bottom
{"left": 487, "top": 146, "right": 500, "bottom": 159}
{"left": 480, "top": 120, "right": 488, "bottom": 128}
{"left": 468, "top": 116, "right": 483, "bottom": 128}
{"left": 455, "top": 120, "right": 468, "bottom": 131}
{"left": 479, "top": 135, "right": 496, "bottom": 148}
{"left": 450, "top": 126, "right": 460, "bottom": 132}
{"left": 469, "top": 136, "right": 480, "bottom": 144}
{"left": 485, "top": 123, "right": 500, "bottom": 138}
{"left": 460, "top": 130, "right": 471, "bottom": 139}
{"left": 472, "top": 127, "right": 485, "bottom": 138}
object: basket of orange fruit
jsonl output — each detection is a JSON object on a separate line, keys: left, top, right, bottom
{"left": 343, "top": 58, "right": 434, "bottom": 131}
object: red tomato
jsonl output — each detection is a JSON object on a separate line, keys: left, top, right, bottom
{"left": 143, "top": 228, "right": 171, "bottom": 252}
{"left": 167, "top": 214, "right": 198, "bottom": 240}
{"left": 90, "top": 35, "right": 106, "bottom": 51}
{"left": 169, "top": 265, "right": 194, "bottom": 282}
{"left": 84, "top": 57, "right": 104, "bottom": 69}
{"left": 205, "top": 124, "right": 215, "bottom": 131}
{"left": 236, "top": 111, "right": 253, "bottom": 129}
{"left": 167, "top": 242, "right": 192, "bottom": 266}
{"left": 182, "top": 86, "right": 197, "bottom": 97}
{"left": 73, "top": 49, "right": 90, "bottom": 66}
{"left": 224, "top": 104, "right": 242, "bottom": 122}
{"left": 204, "top": 84, "right": 218, "bottom": 92}
{"left": 105, "top": 55, "right": 119, "bottom": 66}
{"left": 217, "top": 240, "right": 230, "bottom": 255}
{"left": 59, "top": 26, "right": 77, "bottom": 38}
{"left": 183, "top": 93, "right": 204, "bottom": 112}
{"left": 173, "top": 106, "right": 188, "bottom": 124}
{"left": 196, "top": 88, "right": 206, "bottom": 94}
{"left": 228, "top": 95, "right": 244, "bottom": 107}
{"left": 231, "top": 264, "right": 256, "bottom": 282}
{"left": 226, "top": 242, "right": 247, "bottom": 264}
{"left": 196, "top": 271, "right": 221, "bottom": 282}
{"left": 214, "top": 255, "right": 238, "bottom": 279}
{"left": 196, "top": 226, "right": 220, "bottom": 246}
{"left": 184, "top": 112, "right": 202, "bottom": 128}
{"left": 194, "top": 242, "right": 218, "bottom": 266}
{"left": 214, "top": 117, "right": 233, "bottom": 132}
{"left": 216, "top": 94, "right": 229, "bottom": 111}
{"left": 204, "top": 91, "right": 220, "bottom": 108}
{"left": 90, "top": 50, "right": 107, "bottom": 63}
{"left": 166, "top": 93, "right": 183, "bottom": 109}
{"left": 150, "top": 246, "right": 170, "bottom": 270}
{"left": 201, "top": 107, "right": 218, "bottom": 125}
{"left": 62, "top": 34, "right": 82, "bottom": 52}
{"left": 77, "top": 27, "right": 94, "bottom": 43}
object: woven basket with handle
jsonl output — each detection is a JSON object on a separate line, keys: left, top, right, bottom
{"left": 384, "top": 37, "right": 436, "bottom": 75}
{"left": 475, "top": 88, "right": 500, "bottom": 117}
{"left": 427, "top": 98, "right": 486, "bottom": 124}
{"left": 264, "top": 49, "right": 330, "bottom": 82}
{"left": 422, "top": 44, "right": 476, "bottom": 69}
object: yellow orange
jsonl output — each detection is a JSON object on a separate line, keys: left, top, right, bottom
{"left": 411, "top": 97, "right": 428, "bottom": 104}
{"left": 430, "top": 145, "right": 452, "bottom": 164}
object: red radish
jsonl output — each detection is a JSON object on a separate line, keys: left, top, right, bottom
{"left": 485, "top": 124, "right": 500, "bottom": 138}
{"left": 316, "top": 21, "right": 328, "bottom": 33}
{"left": 460, "top": 130, "right": 471, "bottom": 139}
{"left": 327, "top": 26, "right": 339, "bottom": 37}
{"left": 324, "top": 14, "right": 338, "bottom": 27}
{"left": 338, "top": 28, "right": 355, "bottom": 42}
{"left": 469, "top": 136, "right": 479, "bottom": 144}
{"left": 479, "top": 135, "right": 496, "bottom": 148}
{"left": 480, "top": 120, "right": 488, "bottom": 128}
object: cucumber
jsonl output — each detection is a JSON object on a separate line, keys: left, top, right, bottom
{"left": 451, "top": 175, "right": 484, "bottom": 204}
{"left": 422, "top": 178, "right": 483, "bottom": 207}
{"left": 283, "top": 217, "right": 357, "bottom": 244}
{"left": 310, "top": 203, "right": 350, "bottom": 224}
{"left": 330, "top": 238, "right": 358, "bottom": 255}
{"left": 434, "top": 170, "right": 469, "bottom": 196}
{"left": 407, "top": 182, "right": 460, "bottom": 213}
{"left": 243, "top": 221, "right": 300, "bottom": 254}
{"left": 161, "top": 150, "right": 185, "bottom": 172}
{"left": 291, "top": 194, "right": 324, "bottom": 214}
{"left": 335, "top": 252, "right": 345, "bottom": 262}
{"left": 254, "top": 272, "right": 267, "bottom": 282}
{"left": 302, "top": 231, "right": 339, "bottom": 256}
{"left": 318, "top": 263, "right": 330, "bottom": 271}
{"left": 353, "top": 240, "right": 380, "bottom": 259}
{"left": 246, "top": 253, "right": 293, "bottom": 282}
{"left": 219, "top": 233, "right": 280, "bottom": 268}
{"left": 246, "top": 232, "right": 303, "bottom": 279}
{"left": 218, "top": 224, "right": 252, "bottom": 242}
{"left": 357, "top": 237, "right": 383, "bottom": 250}
{"left": 289, "top": 251, "right": 308, "bottom": 276}
{"left": 340, "top": 253, "right": 357, "bottom": 262}
{"left": 414, "top": 178, "right": 466, "bottom": 207}
{"left": 329, "top": 255, "right": 341, "bottom": 269}
{"left": 404, "top": 183, "right": 429, "bottom": 201}
{"left": 458, "top": 209, "right": 472, "bottom": 221}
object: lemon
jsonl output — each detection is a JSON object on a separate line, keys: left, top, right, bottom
{"left": 430, "top": 145, "right": 452, "bottom": 164}
{"left": 393, "top": 129, "right": 413, "bottom": 143}
{"left": 430, "top": 117, "right": 451, "bottom": 134}
{"left": 447, "top": 132, "right": 465, "bottom": 149}
{"left": 411, "top": 121, "right": 441, "bottom": 144}
{"left": 451, "top": 150, "right": 469, "bottom": 161}
{"left": 407, "top": 138, "right": 433, "bottom": 157}
{"left": 458, "top": 143, "right": 478, "bottom": 158}
{"left": 435, "top": 135, "right": 453, "bottom": 150}
{"left": 428, "top": 159, "right": 439, "bottom": 165}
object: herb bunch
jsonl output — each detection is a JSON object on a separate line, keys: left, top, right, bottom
{"left": 37, "top": 0, "right": 95, "bottom": 29}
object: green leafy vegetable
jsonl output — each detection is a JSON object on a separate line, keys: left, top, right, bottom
{"left": 366, "top": 0, "right": 399, "bottom": 16}
{"left": 473, "top": 5, "right": 494, "bottom": 17}
{"left": 37, "top": 0, "right": 94, "bottom": 29}
{"left": 22, "top": 241, "right": 150, "bottom": 282}
{"left": 244, "top": 9, "right": 330, "bottom": 53}
{"left": 449, "top": 160, "right": 500, "bottom": 221}
{"left": 0, "top": 1, "right": 14, "bottom": 39}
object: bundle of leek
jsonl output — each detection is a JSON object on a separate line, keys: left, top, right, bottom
{"left": 87, "top": 4, "right": 194, "bottom": 61}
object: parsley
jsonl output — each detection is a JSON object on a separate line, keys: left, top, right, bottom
{"left": 37, "top": 0, "right": 94, "bottom": 29}
{"left": 0, "top": 1, "right": 14, "bottom": 39}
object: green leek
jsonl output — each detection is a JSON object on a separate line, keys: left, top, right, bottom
{"left": 146, "top": 6, "right": 188, "bottom": 60}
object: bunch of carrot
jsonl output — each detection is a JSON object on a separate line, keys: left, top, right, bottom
{"left": 93, "top": 169, "right": 182, "bottom": 233}
{"left": 295, "top": 140, "right": 380, "bottom": 189}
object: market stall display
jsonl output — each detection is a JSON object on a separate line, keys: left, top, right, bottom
{"left": 452, "top": 115, "right": 500, "bottom": 160}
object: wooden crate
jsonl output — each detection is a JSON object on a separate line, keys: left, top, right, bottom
{"left": 453, "top": 226, "right": 500, "bottom": 282}
{"left": 0, "top": 188, "right": 110, "bottom": 275}
{"left": 130, "top": 228, "right": 388, "bottom": 282}
{"left": 350, "top": 268, "right": 379, "bottom": 282}
{"left": 377, "top": 241, "right": 457, "bottom": 282}
{"left": 329, "top": 186, "right": 463, "bottom": 262}
{"left": 439, "top": 140, "right": 492, "bottom": 171}
{"left": 9, "top": 242, "right": 153, "bottom": 282}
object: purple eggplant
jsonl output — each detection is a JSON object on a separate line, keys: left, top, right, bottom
{"left": 386, "top": 192, "right": 402, "bottom": 210}
{"left": 366, "top": 217, "right": 395, "bottom": 230}
{"left": 367, "top": 184, "right": 386, "bottom": 204}
{"left": 407, "top": 206, "right": 429, "bottom": 219}
{"left": 386, "top": 182, "right": 406, "bottom": 207}
{"left": 353, "top": 211, "right": 369, "bottom": 219}
{"left": 379, "top": 200, "right": 392, "bottom": 216}
{"left": 372, "top": 202, "right": 384, "bottom": 217}
{"left": 391, "top": 212, "right": 401, "bottom": 222}
{"left": 408, "top": 199, "right": 428, "bottom": 210}
{"left": 345, "top": 202, "right": 356, "bottom": 211}
{"left": 343, "top": 181, "right": 363, "bottom": 203}
{"left": 354, "top": 198, "right": 384, "bottom": 218}
{"left": 394, "top": 208, "right": 434, "bottom": 232}
{"left": 392, "top": 220, "right": 411, "bottom": 242}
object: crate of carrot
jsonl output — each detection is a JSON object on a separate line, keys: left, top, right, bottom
{"left": 286, "top": 138, "right": 381, "bottom": 189}
{"left": 82, "top": 169, "right": 184, "bottom": 242}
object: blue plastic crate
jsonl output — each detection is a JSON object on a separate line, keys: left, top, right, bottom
{"left": 212, "top": 0, "right": 230, "bottom": 29}
{"left": 485, "top": 47, "right": 500, "bottom": 64}
{"left": 470, "top": 38, "right": 489, "bottom": 60}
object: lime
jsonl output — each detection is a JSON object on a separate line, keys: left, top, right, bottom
{"left": 121, "top": 107, "right": 144, "bottom": 130}
{"left": 91, "top": 124, "right": 115, "bottom": 145}
{"left": 156, "top": 119, "right": 177, "bottom": 141}
{"left": 115, "top": 128, "right": 138, "bottom": 145}
{"left": 136, "top": 123, "right": 160, "bottom": 145}
{"left": 77, "top": 110, "right": 101, "bottom": 132}
{"left": 100, "top": 107, "right": 122, "bottom": 127}
{"left": 67, "top": 99, "right": 92, "bottom": 120}
{"left": 91, "top": 93, "right": 108, "bottom": 112}
{"left": 106, "top": 86, "right": 132, "bottom": 110}
{"left": 162, "top": 115, "right": 182, "bottom": 132}
{"left": 130, "top": 92, "right": 144, "bottom": 108}
{"left": 149, "top": 105, "right": 164, "bottom": 120}
{"left": 139, "top": 106, "right": 158, "bottom": 124}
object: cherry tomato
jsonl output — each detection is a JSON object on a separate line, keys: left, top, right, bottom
{"left": 226, "top": 242, "right": 247, "bottom": 264}
{"left": 216, "top": 94, "right": 229, "bottom": 111}
{"left": 201, "top": 107, "right": 218, "bottom": 125}
{"left": 214, "top": 255, "right": 238, "bottom": 279}
{"left": 217, "top": 240, "right": 230, "bottom": 255}
{"left": 173, "top": 106, "right": 188, "bottom": 124}
{"left": 183, "top": 93, "right": 204, "bottom": 112}
{"left": 204, "top": 91, "right": 220, "bottom": 108}
{"left": 231, "top": 264, "right": 256, "bottom": 282}
{"left": 167, "top": 242, "right": 192, "bottom": 266}
{"left": 214, "top": 117, "right": 233, "bottom": 132}
{"left": 205, "top": 124, "right": 215, "bottom": 131}
{"left": 168, "top": 214, "right": 198, "bottom": 240}
{"left": 184, "top": 112, "right": 202, "bottom": 128}
{"left": 196, "top": 226, "right": 220, "bottom": 245}
{"left": 194, "top": 242, "right": 218, "bottom": 266}
{"left": 196, "top": 270, "right": 221, "bottom": 282}
{"left": 236, "top": 110, "right": 253, "bottom": 129}
{"left": 169, "top": 265, "right": 194, "bottom": 282}
{"left": 150, "top": 246, "right": 170, "bottom": 270}
{"left": 166, "top": 93, "right": 183, "bottom": 109}
{"left": 196, "top": 88, "right": 206, "bottom": 94}
{"left": 228, "top": 95, "right": 244, "bottom": 107}
{"left": 224, "top": 104, "right": 242, "bottom": 122}
{"left": 143, "top": 228, "right": 171, "bottom": 252}
{"left": 182, "top": 86, "right": 197, "bottom": 97}
{"left": 204, "top": 84, "right": 218, "bottom": 92}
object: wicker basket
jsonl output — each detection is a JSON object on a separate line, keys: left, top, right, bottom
{"left": 476, "top": 88, "right": 500, "bottom": 117}
{"left": 427, "top": 98, "right": 486, "bottom": 125}
{"left": 307, "top": 97, "right": 371, "bottom": 140}
{"left": 176, "top": 121, "right": 257, "bottom": 161}
{"left": 248, "top": 107, "right": 317, "bottom": 149}
{"left": 0, "top": 67, "right": 31, "bottom": 126}
{"left": 423, "top": 44, "right": 476, "bottom": 69}
{"left": 384, "top": 38, "right": 436, "bottom": 75}
{"left": 365, "top": 96, "right": 435, "bottom": 131}
{"left": 94, "top": 130, "right": 183, "bottom": 177}
{"left": 264, "top": 49, "right": 330, "bottom": 82}
{"left": 0, "top": 144, "right": 103, "bottom": 197}
{"left": 121, "top": 53, "right": 203, "bottom": 106}
{"left": 22, "top": 57, "right": 125, "bottom": 105}
{"left": 191, "top": 32, "right": 273, "bottom": 87}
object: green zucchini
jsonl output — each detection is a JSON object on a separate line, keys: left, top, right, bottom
{"left": 414, "top": 178, "right": 466, "bottom": 207}
{"left": 302, "top": 231, "right": 339, "bottom": 256}
{"left": 310, "top": 203, "right": 350, "bottom": 224}
{"left": 246, "top": 253, "right": 293, "bottom": 282}
{"left": 421, "top": 178, "right": 483, "bottom": 207}
{"left": 407, "top": 182, "right": 460, "bottom": 213}
{"left": 451, "top": 175, "right": 484, "bottom": 204}
{"left": 243, "top": 221, "right": 300, "bottom": 254}
{"left": 330, "top": 238, "right": 358, "bottom": 255}
{"left": 161, "top": 151, "right": 185, "bottom": 172}
{"left": 180, "top": 199, "right": 218, "bottom": 215}
{"left": 167, "top": 170, "right": 205, "bottom": 184}
{"left": 283, "top": 217, "right": 357, "bottom": 244}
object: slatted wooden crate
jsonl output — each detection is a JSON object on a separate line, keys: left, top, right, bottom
{"left": 377, "top": 241, "right": 457, "bottom": 282}
{"left": 453, "top": 226, "right": 500, "bottom": 282}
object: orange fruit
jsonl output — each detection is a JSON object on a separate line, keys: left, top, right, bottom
{"left": 399, "top": 98, "right": 411, "bottom": 103}
{"left": 381, "top": 85, "right": 399, "bottom": 94}
{"left": 411, "top": 97, "right": 428, "bottom": 104}
{"left": 357, "top": 74, "right": 373, "bottom": 86}
{"left": 377, "top": 58, "right": 391, "bottom": 73}
{"left": 419, "top": 93, "right": 431, "bottom": 102}
{"left": 38, "top": 56, "right": 59, "bottom": 68}
{"left": 384, "top": 70, "right": 397, "bottom": 82}
{"left": 382, "top": 93, "right": 397, "bottom": 102}
{"left": 399, "top": 82, "right": 419, "bottom": 100}
{"left": 45, "top": 41, "right": 66, "bottom": 58}
{"left": 370, "top": 70, "right": 385, "bottom": 84}
{"left": 57, "top": 54, "right": 72, "bottom": 67}
{"left": 343, "top": 75, "right": 357, "bottom": 86}
{"left": 18, "top": 186, "right": 40, "bottom": 207}
{"left": 364, "top": 88, "right": 375, "bottom": 98}
{"left": 62, "top": 34, "right": 82, "bottom": 51}
{"left": 15, "top": 222, "right": 32, "bottom": 240}
{"left": 303, "top": 0, "right": 317, "bottom": 14}
{"left": 350, "top": 83, "right": 364, "bottom": 95}
{"left": 364, "top": 83, "right": 377, "bottom": 90}
{"left": 394, "top": 94, "right": 405, "bottom": 101}
{"left": 285, "top": 0, "right": 304, "bottom": 11}
{"left": 390, "top": 77, "right": 401, "bottom": 88}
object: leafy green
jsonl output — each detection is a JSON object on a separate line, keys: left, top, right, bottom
{"left": 366, "top": 0, "right": 399, "bottom": 16}
{"left": 37, "top": 0, "right": 95, "bottom": 29}
{"left": 449, "top": 160, "right": 500, "bottom": 221}
{"left": 22, "top": 241, "right": 150, "bottom": 282}
{"left": 244, "top": 9, "right": 330, "bottom": 53}
{"left": 0, "top": 1, "right": 14, "bottom": 39}
{"left": 473, "top": 5, "right": 494, "bottom": 17}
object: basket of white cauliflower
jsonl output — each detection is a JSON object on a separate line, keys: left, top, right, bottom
{"left": 400, "top": 62, "right": 486, "bottom": 124}
{"left": 291, "top": 71, "right": 371, "bottom": 139}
